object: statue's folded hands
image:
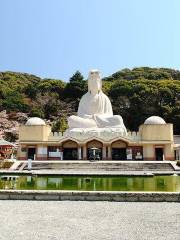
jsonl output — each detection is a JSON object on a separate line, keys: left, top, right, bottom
{"left": 68, "top": 115, "right": 97, "bottom": 128}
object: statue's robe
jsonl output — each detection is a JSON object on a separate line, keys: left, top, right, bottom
{"left": 68, "top": 91, "right": 127, "bottom": 133}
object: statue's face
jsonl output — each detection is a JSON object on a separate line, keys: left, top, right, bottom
{"left": 89, "top": 70, "right": 100, "bottom": 79}
{"left": 88, "top": 70, "right": 102, "bottom": 93}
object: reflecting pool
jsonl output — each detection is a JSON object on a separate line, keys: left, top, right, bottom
{"left": 0, "top": 175, "right": 180, "bottom": 192}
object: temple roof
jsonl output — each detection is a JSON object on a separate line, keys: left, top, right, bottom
{"left": 144, "top": 116, "right": 166, "bottom": 125}
{"left": 0, "top": 139, "right": 14, "bottom": 146}
{"left": 26, "top": 117, "right": 46, "bottom": 126}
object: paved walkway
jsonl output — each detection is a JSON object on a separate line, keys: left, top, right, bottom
{"left": 0, "top": 201, "right": 180, "bottom": 240}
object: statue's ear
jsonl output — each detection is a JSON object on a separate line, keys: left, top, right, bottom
{"left": 89, "top": 90, "right": 91, "bottom": 94}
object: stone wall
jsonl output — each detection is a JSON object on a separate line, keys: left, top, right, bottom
{"left": 0, "top": 190, "right": 180, "bottom": 202}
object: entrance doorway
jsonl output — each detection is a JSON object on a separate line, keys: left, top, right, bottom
{"left": 111, "top": 140, "right": 127, "bottom": 160}
{"left": 28, "top": 148, "right": 36, "bottom": 160}
{"left": 155, "top": 148, "right": 164, "bottom": 161}
{"left": 112, "top": 148, "right": 127, "bottom": 160}
{"left": 86, "top": 140, "right": 103, "bottom": 160}
{"left": 63, "top": 148, "right": 78, "bottom": 160}
{"left": 62, "top": 140, "right": 78, "bottom": 160}
{"left": 87, "top": 148, "right": 102, "bottom": 160}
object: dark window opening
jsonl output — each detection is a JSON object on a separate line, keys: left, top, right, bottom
{"left": 112, "top": 148, "right": 127, "bottom": 160}
{"left": 155, "top": 148, "right": 164, "bottom": 161}
{"left": 28, "top": 148, "right": 36, "bottom": 160}
{"left": 63, "top": 148, "right": 78, "bottom": 160}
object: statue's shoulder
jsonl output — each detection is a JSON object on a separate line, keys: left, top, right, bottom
{"left": 101, "top": 92, "right": 111, "bottom": 101}
{"left": 81, "top": 92, "right": 89, "bottom": 99}
{"left": 79, "top": 92, "right": 90, "bottom": 104}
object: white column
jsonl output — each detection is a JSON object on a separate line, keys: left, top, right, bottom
{"left": 78, "top": 146, "right": 82, "bottom": 160}
{"left": 28, "top": 158, "right": 32, "bottom": 170}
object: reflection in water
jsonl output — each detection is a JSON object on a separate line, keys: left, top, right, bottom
{"left": 0, "top": 175, "right": 180, "bottom": 192}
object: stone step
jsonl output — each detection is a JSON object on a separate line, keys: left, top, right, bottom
{"left": 23, "top": 162, "right": 174, "bottom": 171}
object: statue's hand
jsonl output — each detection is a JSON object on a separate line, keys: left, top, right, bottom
{"left": 93, "top": 114, "right": 97, "bottom": 120}
{"left": 83, "top": 114, "right": 93, "bottom": 119}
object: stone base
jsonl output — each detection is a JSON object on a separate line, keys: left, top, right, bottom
{"left": 64, "top": 127, "right": 127, "bottom": 141}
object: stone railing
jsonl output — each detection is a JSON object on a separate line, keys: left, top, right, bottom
{"left": 48, "top": 132, "right": 64, "bottom": 141}
{"left": 127, "top": 131, "right": 141, "bottom": 141}
{"left": 48, "top": 130, "right": 141, "bottom": 142}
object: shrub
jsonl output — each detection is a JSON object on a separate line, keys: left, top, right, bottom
{"left": 0, "top": 160, "right": 13, "bottom": 169}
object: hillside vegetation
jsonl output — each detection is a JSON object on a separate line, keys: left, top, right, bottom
{"left": 0, "top": 67, "right": 180, "bottom": 134}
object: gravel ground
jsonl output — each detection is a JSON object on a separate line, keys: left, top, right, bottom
{"left": 0, "top": 201, "right": 180, "bottom": 240}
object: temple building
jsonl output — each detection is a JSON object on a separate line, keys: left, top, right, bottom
{"left": 17, "top": 116, "right": 179, "bottom": 161}
{"left": 17, "top": 70, "right": 180, "bottom": 161}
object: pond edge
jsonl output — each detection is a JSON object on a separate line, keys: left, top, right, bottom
{"left": 0, "top": 190, "right": 180, "bottom": 202}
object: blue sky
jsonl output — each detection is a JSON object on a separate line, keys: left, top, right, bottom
{"left": 0, "top": 0, "right": 180, "bottom": 81}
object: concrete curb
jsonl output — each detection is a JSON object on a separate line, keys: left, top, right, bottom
{"left": 0, "top": 170, "right": 179, "bottom": 176}
{"left": 0, "top": 190, "right": 180, "bottom": 202}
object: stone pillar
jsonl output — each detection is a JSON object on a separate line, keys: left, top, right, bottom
{"left": 102, "top": 145, "right": 107, "bottom": 160}
{"left": 83, "top": 145, "right": 87, "bottom": 160}
{"left": 78, "top": 146, "right": 82, "bottom": 160}
{"left": 59, "top": 146, "right": 63, "bottom": 160}
{"left": 107, "top": 145, "right": 111, "bottom": 160}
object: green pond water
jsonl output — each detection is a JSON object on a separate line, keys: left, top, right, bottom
{"left": 0, "top": 175, "right": 180, "bottom": 192}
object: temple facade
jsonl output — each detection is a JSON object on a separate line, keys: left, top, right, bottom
{"left": 17, "top": 116, "right": 179, "bottom": 161}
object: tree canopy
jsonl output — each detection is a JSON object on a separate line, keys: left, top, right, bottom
{"left": 0, "top": 67, "right": 180, "bottom": 134}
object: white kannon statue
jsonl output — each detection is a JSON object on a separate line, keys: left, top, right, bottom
{"left": 68, "top": 70, "right": 127, "bottom": 135}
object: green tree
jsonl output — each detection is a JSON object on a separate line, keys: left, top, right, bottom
{"left": 52, "top": 118, "right": 68, "bottom": 133}
{"left": 64, "top": 71, "right": 87, "bottom": 98}
{"left": 63, "top": 71, "right": 87, "bottom": 110}
{"left": 70, "top": 71, "right": 84, "bottom": 83}
{"left": 2, "top": 91, "right": 30, "bottom": 112}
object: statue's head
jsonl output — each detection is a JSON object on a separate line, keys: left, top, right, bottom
{"left": 88, "top": 69, "right": 102, "bottom": 94}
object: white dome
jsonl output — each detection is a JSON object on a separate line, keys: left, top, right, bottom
{"left": 144, "top": 116, "right": 166, "bottom": 125}
{"left": 26, "top": 117, "right": 46, "bottom": 126}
